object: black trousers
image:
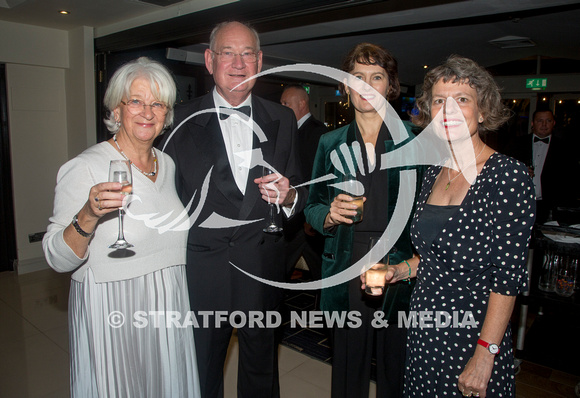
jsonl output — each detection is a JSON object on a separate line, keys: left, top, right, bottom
{"left": 284, "top": 228, "right": 324, "bottom": 281}
{"left": 331, "top": 276, "right": 406, "bottom": 398}
{"left": 193, "top": 314, "right": 281, "bottom": 398}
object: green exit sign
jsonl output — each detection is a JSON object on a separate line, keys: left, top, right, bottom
{"left": 526, "top": 78, "right": 547, "bottom": 90}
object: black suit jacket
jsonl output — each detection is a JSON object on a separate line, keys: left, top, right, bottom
{"left": 161, "top": 92, "right": 305, "bottom": 312}
{"left": 504, "top": 132, "right": 578, "bottom": 210}
{"left": 296, "top": 115, "right": 328, "bottom": 180}
{"left": 285, "top": 115, "right": 328, "bottom": 238}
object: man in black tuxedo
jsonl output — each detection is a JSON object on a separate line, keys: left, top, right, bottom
{"left": 280, "top": 84, "right": 327, "bottom": 282}
{"left": 505, "top": 108, "right": 578, "bottom": 223}
{"left": 162, "top": 21, "right": 305, "bottom": 398}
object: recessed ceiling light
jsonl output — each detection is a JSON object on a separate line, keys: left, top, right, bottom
{"left": 59, "top": 10, "right": 70, "bottom": 15}
{"left": 423, "top": 65, "right": 428, "bottom": 69}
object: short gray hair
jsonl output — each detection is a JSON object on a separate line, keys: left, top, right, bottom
{"left": 209, "top": 21, "right": 260, "bottom": 52}
{"left": 103, "top": 57, "right": 176, "bottom": 133}
{"left": 412, "top": 55, "right": 509, "bottom": 135}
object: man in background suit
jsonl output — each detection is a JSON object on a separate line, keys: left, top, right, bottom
{"left": 506, "top": 108, "right": 578, "bottom": 223}
{"left": 162, "top": 21, "right": 305, "bottom": 398}
{"left": 280, "top": 84, "right": 327, "bottom": 283}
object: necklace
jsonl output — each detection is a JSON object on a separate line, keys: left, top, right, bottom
{"left": 445, "top": 144, "right": 486, "bottom": 190}
{"left": 113, "top": 134, "right": 157, "bottom": 177}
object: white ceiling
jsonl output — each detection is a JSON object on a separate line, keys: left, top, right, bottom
{"left": 1, "top": 0, "right": 579, "bottom": 86}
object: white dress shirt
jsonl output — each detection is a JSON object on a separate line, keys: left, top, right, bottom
{"left": 213, "top": 89, "right": 297, "bottom": 216}
{"left": 213, "top": 89, "right": 253, "bottom": 194}
{"left": 297, "top": 112, "right": 311, "bottom": 129}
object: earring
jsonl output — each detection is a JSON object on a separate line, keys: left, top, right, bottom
{"left": 347, "top": 91, "right": 350, "bottom": 106}
{"left": 479, "top": 117, "right": 484, "bottom": 123}
{"left": 115, "top": 120, "right": 121, "bottom": 128}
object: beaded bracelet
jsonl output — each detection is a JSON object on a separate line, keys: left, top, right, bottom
{"left": 402, "top": 259, "right": 412, "bottom": 284}
{"left": 72, "top": 213, "right": 94, "bottom": 238}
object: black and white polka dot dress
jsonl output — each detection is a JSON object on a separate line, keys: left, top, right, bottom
{"left": 403, "top": 152, "right": 535, "bottom": 397}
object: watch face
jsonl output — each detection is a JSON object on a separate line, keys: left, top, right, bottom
{"left": 489, "top": 344, "right": 499, "bottom": 354}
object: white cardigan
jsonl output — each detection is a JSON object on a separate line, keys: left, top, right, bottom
{"left": 43, "top": 141, "right": 189, "bottom": 283}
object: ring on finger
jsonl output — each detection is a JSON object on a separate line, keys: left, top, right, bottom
{"left": 94, "top": 196, "right": 99, "bottom": 202}
{"left": 474, "top": 394, "right": 480, "bottom": 397}
{"left": 98, "top": 202, "right": 102, "bottom": 211}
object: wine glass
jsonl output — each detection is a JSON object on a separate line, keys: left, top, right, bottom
{"left": 365, "top": 236, "right": 389, "bottom": 296}
{"left": 108, "top": 160, "right": 133, "bottom": 249}
{"left": 343, "top": 173, "right": 364, "bottom": 223}
{"left": 262, "top": 166, "right": 283, "bottom": 233}
{"left": 538, "top": 251, "right": 557, "bottom": 292}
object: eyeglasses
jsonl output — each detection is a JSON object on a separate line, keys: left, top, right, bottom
{"left": 211, "top": 50, "right": 259, "bottom": 63}
{"left": 121, "top": 99, "right": 169, "bottom": 115}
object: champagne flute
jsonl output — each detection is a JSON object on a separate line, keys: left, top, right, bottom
{"left": 262, "top": 166, "right": 283, "bottom": 233}
{"left": 538, "top": 251, "right": 557, "bottom": 292}
{"left": 108, "top": 160, "right": 133, "bottom": 249}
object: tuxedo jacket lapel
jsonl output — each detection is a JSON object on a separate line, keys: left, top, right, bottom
{"left": 526, "top": 136, "right": 535, "bottom": 166}
{"left": 192, "top": 94, "right": 244, "bottom": 208}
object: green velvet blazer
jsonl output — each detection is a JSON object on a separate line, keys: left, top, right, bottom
{"left": 304, "top": 121, "right": 423, "bottom": 320}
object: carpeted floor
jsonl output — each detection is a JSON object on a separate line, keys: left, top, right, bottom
{"left": 281, "top": 288, "right": 332, "bottom": 363}
{"left": 280, "top": 270, "right": 379, "bottom": 381}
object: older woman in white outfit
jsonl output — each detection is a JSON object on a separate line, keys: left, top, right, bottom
{"left": 43, "top": 57, "right": 200, "bottom": 397}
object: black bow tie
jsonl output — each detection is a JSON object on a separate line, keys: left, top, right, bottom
{"left": 219, "top": 106, "right": 251, "bottom": 120}
{"left": 534, "top": 136, "right": 549, "bottom": 144}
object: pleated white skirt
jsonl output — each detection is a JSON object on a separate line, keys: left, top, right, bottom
{"left": 68, "top": 265, "right": 200, "bottom": 398}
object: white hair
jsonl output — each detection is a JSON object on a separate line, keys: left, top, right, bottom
{"left": 103, "top": 57, "right": 176, "bottom": 133}
{"left": 209, "top": 21, "right": 260, "bottom": 52}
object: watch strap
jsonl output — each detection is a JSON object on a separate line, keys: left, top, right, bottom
{"left": 477, "top": 338, "right": 500, "bottom": 354}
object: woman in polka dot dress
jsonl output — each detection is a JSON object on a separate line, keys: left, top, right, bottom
{"left": 374, "top": 56, "right": 535, "bottom": 397}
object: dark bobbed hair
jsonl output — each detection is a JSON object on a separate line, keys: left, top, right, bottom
{"left": 412, "top": 55, "right": 510, "bottom": 134}
{"left": 340, "top": 42, "right": 400, "bottom": 101}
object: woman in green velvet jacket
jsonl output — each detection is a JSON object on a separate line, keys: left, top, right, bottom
{"left": 304, "top": 43, "right": 421, "bottom": 398}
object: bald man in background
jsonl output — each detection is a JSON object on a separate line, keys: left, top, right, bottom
{"left": 280, "top": 84, "right": 327, "bottom": 289}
